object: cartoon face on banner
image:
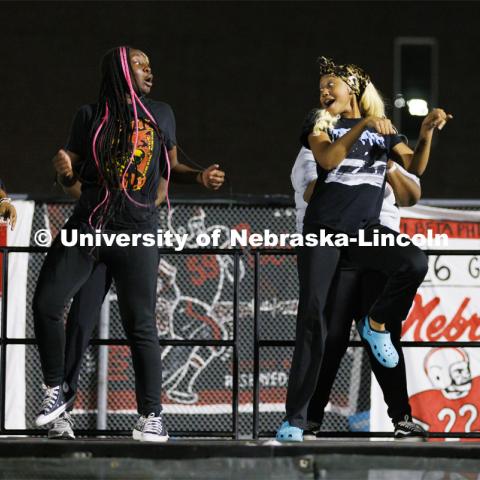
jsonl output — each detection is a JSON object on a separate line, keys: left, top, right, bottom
{"left": 424, "top": 348, "right": 472, "bottom": 399}
{"left": 408, "top": 348, "right": 480, "bottom": 435}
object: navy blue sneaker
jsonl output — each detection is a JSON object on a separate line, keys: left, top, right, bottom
{"left": 133, "top": 413, "right": 169, "bottom": 442}
{"left": 35, "top": 383, "right": 75, "bottom": 427}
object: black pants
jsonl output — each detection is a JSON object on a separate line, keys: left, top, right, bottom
{"left": 286, "top": 224, "right": 428, "bottom": 428}
{"left": 64, "top": 263, "right": 112, "bottom": 395}
{"left": 306, "top": 266, "right": 411, "bottom": 427}
{"left": 33, "top": 220, "right": 162, "bottom": 416}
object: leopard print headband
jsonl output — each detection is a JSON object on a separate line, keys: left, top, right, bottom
{"left": 317, "top": 56, "right": 371, "bottom": 98}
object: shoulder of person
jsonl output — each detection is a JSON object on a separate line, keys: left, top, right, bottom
{"left": 302, "top": 108, "right": 320, "bottom": 128}
{"left": 73, "top": 103, "right": 98, "bottom": 123}
{"left": 144, "top": 99, "right": 174, "bottom": 116}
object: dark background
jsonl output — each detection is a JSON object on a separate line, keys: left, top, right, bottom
{"left": 1, "top": 1, "right": 479, "bottom": 200}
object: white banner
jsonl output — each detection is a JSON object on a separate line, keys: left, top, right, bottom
{"left": 0, "top": 200, "right": 34, "bottom": 429}
{"left": 371, "top": 205, "right": 480, "bottom": 436}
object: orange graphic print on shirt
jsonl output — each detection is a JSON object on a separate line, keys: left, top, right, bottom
{"left": 113, "top": 119, "right": 155, "bottom": 191}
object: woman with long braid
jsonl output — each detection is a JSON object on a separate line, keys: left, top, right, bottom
{"left": 33, "top": 46, "right": 223, "bottom": 442}
{"left": 45, "top": 119, "right": 224, "bottom": 441}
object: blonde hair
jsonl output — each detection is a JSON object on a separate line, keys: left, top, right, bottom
{"left": 312, "top": 109, "right": 340, "bottom": 135}
{"left": 359, "top": 82, "right": 385, "bottom": 118}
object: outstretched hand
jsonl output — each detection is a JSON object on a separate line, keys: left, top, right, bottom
{"left": 422, "top": 108, "right": 453, "bottom": 132}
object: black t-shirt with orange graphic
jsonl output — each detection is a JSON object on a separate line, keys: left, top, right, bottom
{"left": 66, "top": 98, "right": 176, "bottom": 230}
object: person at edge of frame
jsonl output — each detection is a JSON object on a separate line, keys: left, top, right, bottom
{"left": 0, "top": 179, "right": 17, "bottom": 230}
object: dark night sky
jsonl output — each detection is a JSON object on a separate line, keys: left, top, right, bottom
{"left": 1, "top": 1, "right": 479, "bottom": 200}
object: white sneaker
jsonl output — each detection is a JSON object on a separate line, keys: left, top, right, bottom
{"left": 48, "top": 411, "right": 75, "bottom": 440}
{"left": 132, "top": 413, "right": 169, "bottom": 442}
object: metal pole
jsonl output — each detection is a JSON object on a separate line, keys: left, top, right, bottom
{"left": 232, "top": 253, "right": 239, "bottom": 439}
{"left": 0, "top": 249, "right": 8, "bottom": 434}
{"left": 96, "top": 293, "right": 110, "bottom": 430}
{"left": 252, "top": 252, "right": 260, "bottom": 439}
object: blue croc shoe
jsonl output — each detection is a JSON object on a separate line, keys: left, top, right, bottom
{"left": 276, "top": 421, "right": 303, "bottom": 442}
{"left": 357, "top": 316, "right": 399, "bottom": 368}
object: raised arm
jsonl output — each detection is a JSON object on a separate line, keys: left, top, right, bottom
{"left": 390, "top": 108, "right": 453, "bottom": 176}
{"left": 308, "top": 117, "right": 397, "bottom": 170}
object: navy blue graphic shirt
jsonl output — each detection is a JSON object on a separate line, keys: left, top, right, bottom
{"left": 66, "top": 99, "right": 176, "bottom": 230}
{"left": 300, "top": 112, "right": 403, "bottom": 235}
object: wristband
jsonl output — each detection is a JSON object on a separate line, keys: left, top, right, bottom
{"left": 58, "top": 173, "right": 78, "bottom": 188}
{"left": 0, "top": 197, "right": 12, "bottom": 205}
{"left": 387, "top": 163, "right": 398, "bottom": 174}
{"left": 197, "top": 170, "right": 206, "bottom": 187}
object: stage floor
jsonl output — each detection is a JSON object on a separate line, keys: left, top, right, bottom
{"left": 1, "top": 438, "right": 480, "bottom": 479}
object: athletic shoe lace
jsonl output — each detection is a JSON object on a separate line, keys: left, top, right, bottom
{"left": 397, "top": 418, "right": 423, "bottom": 432}
{"left": 143, "top": 413, "right": 165, "bottom": 434}
{"left": 41, "top": 385, "right": 60, "bottom": 411}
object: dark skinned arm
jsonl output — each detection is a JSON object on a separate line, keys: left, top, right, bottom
{"left": 167, "top": 146, "right": 225, "bottom": 190}
{"left": 386, "top": 161, "right": 421, "bottom": 207}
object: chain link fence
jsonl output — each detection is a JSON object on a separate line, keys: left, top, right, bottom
{"left": 13, "top": 201, "right": 372, "bottom": 436}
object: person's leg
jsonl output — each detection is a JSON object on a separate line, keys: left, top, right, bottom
{"left": 346, "top": 225, "right": 428, "bottom": 367}
{"left": 64, "top": 263, "right": 113, "bottom": 395}
{"left": 48, "top": 263, "right": 112, "bottom": 439}
{"left": 283, "top": 241, "right": 340, "bottom": 430}
{"left": 358, "top": 270, "right": 426, "bottom": 438}
{"left": 104, "top": 243, "right": 162, "bottom": 417}
{"left": 358, "top": 271, "right": 411, "bottom": 422}
{"left": 306, "top": 266, "right": 362, "bottom": 427}
{"left": 347, "top": 225, "right": 428, "bottom": 327}
{"left": 33, "top": 230, "right": 96, "bottom": 388}
{"left": 32, "top": 222, "right": 96, "bottom": 425}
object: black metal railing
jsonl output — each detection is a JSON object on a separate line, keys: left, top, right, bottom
{"left": 1, "top": 246, "right": 479, "bottom": 439}
{"left": 0, "top": 246, "right": 241, "bottom": 439}
{"left": 252, "top": 249, "right": 480, "bottom": 440}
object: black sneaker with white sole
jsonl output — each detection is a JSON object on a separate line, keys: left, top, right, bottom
{"left": 48, "top": 412, "right": 75, "bottom": 440}
{"left": 394, "top": 415, "right": 427, "bottom": 440}
{"left": 133, "top": 413, "right": 169, "bottom": 442}
{"left": 303, "top": 420, "right": 322, "bottom": 440}
{"left": 35, "top": 383, "right": 75, "bottom": 427}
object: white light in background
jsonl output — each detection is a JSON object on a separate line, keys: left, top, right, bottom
{"left": 407, "top": 99, "right": 429, "bottom": 116}
{"left": 394, "top": 95, "right": 406, "bottom": 108}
